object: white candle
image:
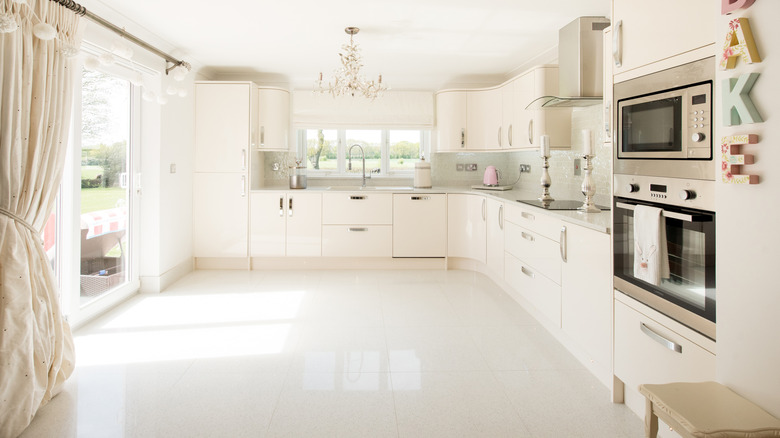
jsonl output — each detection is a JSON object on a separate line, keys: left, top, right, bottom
{"left": 540, "top": 135, "right": 550, "bottom": 158}
{"left": 582, "top": 129, "right": 592, "bottom": 156}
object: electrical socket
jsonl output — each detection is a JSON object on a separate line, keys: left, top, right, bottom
{"left": 519, "top": 164, "right": 531, "bottom": 173}
{"left": 466, "top": 163, "right": 477, "bottom": 171}
{"left": 574, "top": 158, "right": 581, "bottom": 176}
{"left": 456, "top": 163, "right": 464, "bottom": 171}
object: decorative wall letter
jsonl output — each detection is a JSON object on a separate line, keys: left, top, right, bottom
{"left": 720, "top": 18, "right": 761, "bottom": 70}
{"left": 721, "top": 134, "right": 759, "bottom": 184}
{"left": 722, "top": 73, "right": 763, "bottom": 126}
{"left": 722, "top": 0, "right": 756, "bottom": 15}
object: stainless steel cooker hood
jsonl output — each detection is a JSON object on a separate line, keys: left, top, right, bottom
{"left": 527, "top": 16, "right": 611, "bottom": 110}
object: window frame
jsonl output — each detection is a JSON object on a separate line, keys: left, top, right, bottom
{"left": 297, "top": 128, "right": 430, "bottom": 177}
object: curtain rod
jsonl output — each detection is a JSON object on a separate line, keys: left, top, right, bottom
{"left": 49, "top": 0, "right": 191, "bottom": 73}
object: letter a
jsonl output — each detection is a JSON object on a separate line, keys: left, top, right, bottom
{"left": 720, "top": 18, "right": 761, "bottom": 70}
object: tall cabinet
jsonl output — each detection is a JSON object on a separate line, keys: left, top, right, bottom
{"left": 193, "top": 81, "right": 257, "bottom": 258}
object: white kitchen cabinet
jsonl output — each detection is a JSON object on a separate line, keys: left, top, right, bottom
{"left": 561, "top": 223, "right": 612, "bottom": 373}
{"left": 614, "top": 292, "right": 716, "bottom": 417}
{"left": 250, "top": 192, "right": 322, "bottom": 257}
{"left": 392, "top": 194, "right": 446, "bottom": 258}
{"left": 603, "top": 27, "right": 614, "bottom": 144}
{"left": 195, "top": 82, "right": 256, "bottom": 173}
{"left": 510, "top": 66, "right": 571, "bottom": 150}
{"left": 435, "top": 91, "right": 467, "bottom": 151}
{"left": 257, "top": 88, "right": 290, "bottom": 151}
{"left": 611, "top": 0, "right": 715, "bottom": 80}
{"left": 321, "top": 193, "right": 392, "bottom": 225}
{"left": 193, "top": 173, "right": 248, "bottom": 258}
{"left": 501, "top": 83, "right": 515, "bottom": 148}
{"left": 467, "top": 88, "right": 502, "bottom": 150}
{"left": 505, "top": 222, "right": 561, "bottom": 284}
{"left": 505, "top": 253, "right": 562, "bottom": 327}
{"left": 447, "top": 193, "right": 486, "bottom": 263}
{"left": 322, "top": 225, "right": 392, "bottom": 257}
{"left": 485, "top": 198, "right": 505, "bottom": 279}
{"left": 321, "top": 192, "right": 392, "bottom": 257}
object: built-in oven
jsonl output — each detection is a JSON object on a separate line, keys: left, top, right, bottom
{"left": 613, "top": 174, "right": 716, "bottom": 340}
{"left": 614, "top": 56, "right": 715, "bottom": 181}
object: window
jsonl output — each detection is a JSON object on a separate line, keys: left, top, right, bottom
{"left": 299, "top": 128, "right": 429, "bottom": 176}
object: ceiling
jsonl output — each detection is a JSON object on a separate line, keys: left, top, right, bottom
{"left": 82, "top": 0, "right": 610, "bottom": 90}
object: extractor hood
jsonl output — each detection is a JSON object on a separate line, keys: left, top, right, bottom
{"left": 527, "top": 16, "right": 611, "bottom": 110}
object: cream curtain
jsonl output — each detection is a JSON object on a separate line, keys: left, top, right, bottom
{"left": 0, "top": 1, "right": 84, "bottom": 436}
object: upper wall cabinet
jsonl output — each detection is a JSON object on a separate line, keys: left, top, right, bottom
{"left": 435, "top": 91, "right": 468, "bottom": 151}
{"left": 195, "top": 81, "right": 257, "bottom": 173}
{"left": 257, "top": 88, "right": 291, "bottom": 151}
{"left": 611, "top": 0, "right": 715, "bottom": 81}
{"left": 435, "top": 65, "right": 571, "bottom": 152}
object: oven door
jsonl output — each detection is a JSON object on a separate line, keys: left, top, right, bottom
{"left": 617, "top": 88, "right": 685, "bottom": 159}
{"left": 613, "top": 196, "right": 716, "bottom": 339}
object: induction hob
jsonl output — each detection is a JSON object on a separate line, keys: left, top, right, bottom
{"left": 516, "top": 199, "right": 610, "bottom": 211}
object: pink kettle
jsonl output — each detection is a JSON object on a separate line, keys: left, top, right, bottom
{"left": 483, "top": 166, "right": 499, "bottom": 186}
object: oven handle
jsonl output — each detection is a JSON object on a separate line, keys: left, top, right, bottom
{"left": 640, "top": 323, "right": 682, "bottom": 353}
{"left": 615, "top": 202, "right": 695, "bottom": 222}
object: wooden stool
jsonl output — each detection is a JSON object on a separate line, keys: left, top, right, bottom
{"left": 639, "top": 382, "right": 780, "bottom": 438}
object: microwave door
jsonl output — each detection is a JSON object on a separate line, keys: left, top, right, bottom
{"left": 618, "top": 95, "right": 684, "bottom": 159}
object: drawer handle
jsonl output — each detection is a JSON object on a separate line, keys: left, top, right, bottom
{"left": 411, "top": 196, "right": 430, "bottom": 201}
{"left": 521, "top": 231, "right": 534, "bottom": 242}
{"left": 560, "top": 226, "right": 567, "bottom": 263}
{"left": 348, "top": 227, "right": 368, "bottom": 232}
{"left": 521, "top": 212, "right": 535, "bottom": 221}
{"left": 521, "top": 266, "right": 535, "bottom": 279}
{"left": 350, "top": 195, "right": 366, "bottom": 200}
{"left": 640, "top": 323, "right": 682, "bottom": 354}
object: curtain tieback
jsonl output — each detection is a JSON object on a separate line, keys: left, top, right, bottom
{"left": 0, "top": 207, "right": 44, "bottom": 244}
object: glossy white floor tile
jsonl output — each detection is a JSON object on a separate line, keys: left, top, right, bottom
{"left": 19, "top": 269, "right": 643, "bottom": 438}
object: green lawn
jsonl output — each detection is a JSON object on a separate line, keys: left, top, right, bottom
{"left": 81, "top": 187, "right": 126, "bottom": 214}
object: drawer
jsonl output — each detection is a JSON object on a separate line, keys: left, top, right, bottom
{"left": 322, "top": 193, "right": 392, "bottom": 225}
{"left": 505, "top": 253, "right": 561, "bottom": 327}
{"left": 614, "top": 296, "right": 716, "bottom": 393}
{"left": 321, "top": 225, "right": 392, "bottom": 257}
{"left": 505, "top": 222, "right": 561, "bottom": 284}
{"left": 504, "top": 202, "right": 563, "bottom": 242}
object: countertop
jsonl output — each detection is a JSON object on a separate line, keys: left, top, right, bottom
{"left": 253, "top": 185, "right": 612, "bottom": 234}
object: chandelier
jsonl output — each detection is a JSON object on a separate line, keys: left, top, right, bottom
{"left": 315, "top": 27, "right": 388, "bottom": 100}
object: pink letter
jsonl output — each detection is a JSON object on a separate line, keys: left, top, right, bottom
{"left": 722, "top": 0, "right": 756, "bottom": 15}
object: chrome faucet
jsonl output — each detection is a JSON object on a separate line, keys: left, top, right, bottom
{"left": 348, "top": 144, "right": 371, "bottom": 187}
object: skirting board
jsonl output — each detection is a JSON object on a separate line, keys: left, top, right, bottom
{"left": 140, "top": 257, "right": 194, "bottom": 293}
{"left": 250, "top": 257, "right": 446, "bottom": 270}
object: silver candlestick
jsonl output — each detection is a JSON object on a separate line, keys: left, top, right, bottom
{"left": 578, "top": 154, "right": 601, "bottom": 213}
{"left": 539, "top": 155, "right": 554, "bottom": 203}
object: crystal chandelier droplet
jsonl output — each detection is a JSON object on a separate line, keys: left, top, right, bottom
{"left": 314, "top": 27, "right": 388, "bottom": 100}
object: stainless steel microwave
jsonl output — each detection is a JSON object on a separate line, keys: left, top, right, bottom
{"left": 614, "top": 57, "right": 715, "bottom": 180}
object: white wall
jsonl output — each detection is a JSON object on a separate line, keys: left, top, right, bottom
{"left": 715, "top": 0, "right": 780, "bottom": 417}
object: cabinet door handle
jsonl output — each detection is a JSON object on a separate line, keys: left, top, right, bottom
{"left": 481, "top": 198, "right": 486, "bottom": 222}
{"left": 604, "top": 101, "right": 611, "bottom": 139}
{"left": 498, "top": 204, "right": 504, "bottom": 230}
{"left": 461, "top": 128, "right": 465, "bottom": 148}
{"left": 560, "top": 226, "right": 567, "bottom": 262}
{"left": 288, "top": 197, "right": 293, "bottom": 217}
{"left": 528, "top": 119, "right": 534, "bottom": 145}
{"left": 241, "top": 175, "right": 246, "bottom": 197}
{"left": 521, "top": 266, "right": 535, "bottom": 279}
{"left": 640, "top": 323, "right": 682, "bottom": 353}
{"left": 613, "top": 20, "right": 623, "bottom": 68}
{"left": 242, "top": 149, "right": 247, "bottom": 171}
{"left": 498, "top": 126, "right": 502, "bottom": 147}
{"left": 350, "top": 195, "right": 366, "bottom": 200}
{"left": 348, "top": 227, "right": 368, "bottom": 232}
{"left": 279, "top": 196, "right": 284, "bottom": 217}
{"left": 521, "top": 211, "right": 535, "bottom": 221}
{"left": 411, "top": 196, "right": 430, "bottom": 201}
{"left": 260, "top": 125, "right": 265, "bottom": 147}
{"left": 508, "top": 125, "right": 513, "bottom": 147}
{"left": 521, "top": 231, "right": 534, "bottom": 242}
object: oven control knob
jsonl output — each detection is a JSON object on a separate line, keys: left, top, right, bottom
{"left": 691, "top": 132, "right": 706, "bottom": 142}
{"left": 679, "top": 189, "right": 697, "bottom": 200}
{"left": 626, "top": 183, "right": 640, "bottom": 193}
